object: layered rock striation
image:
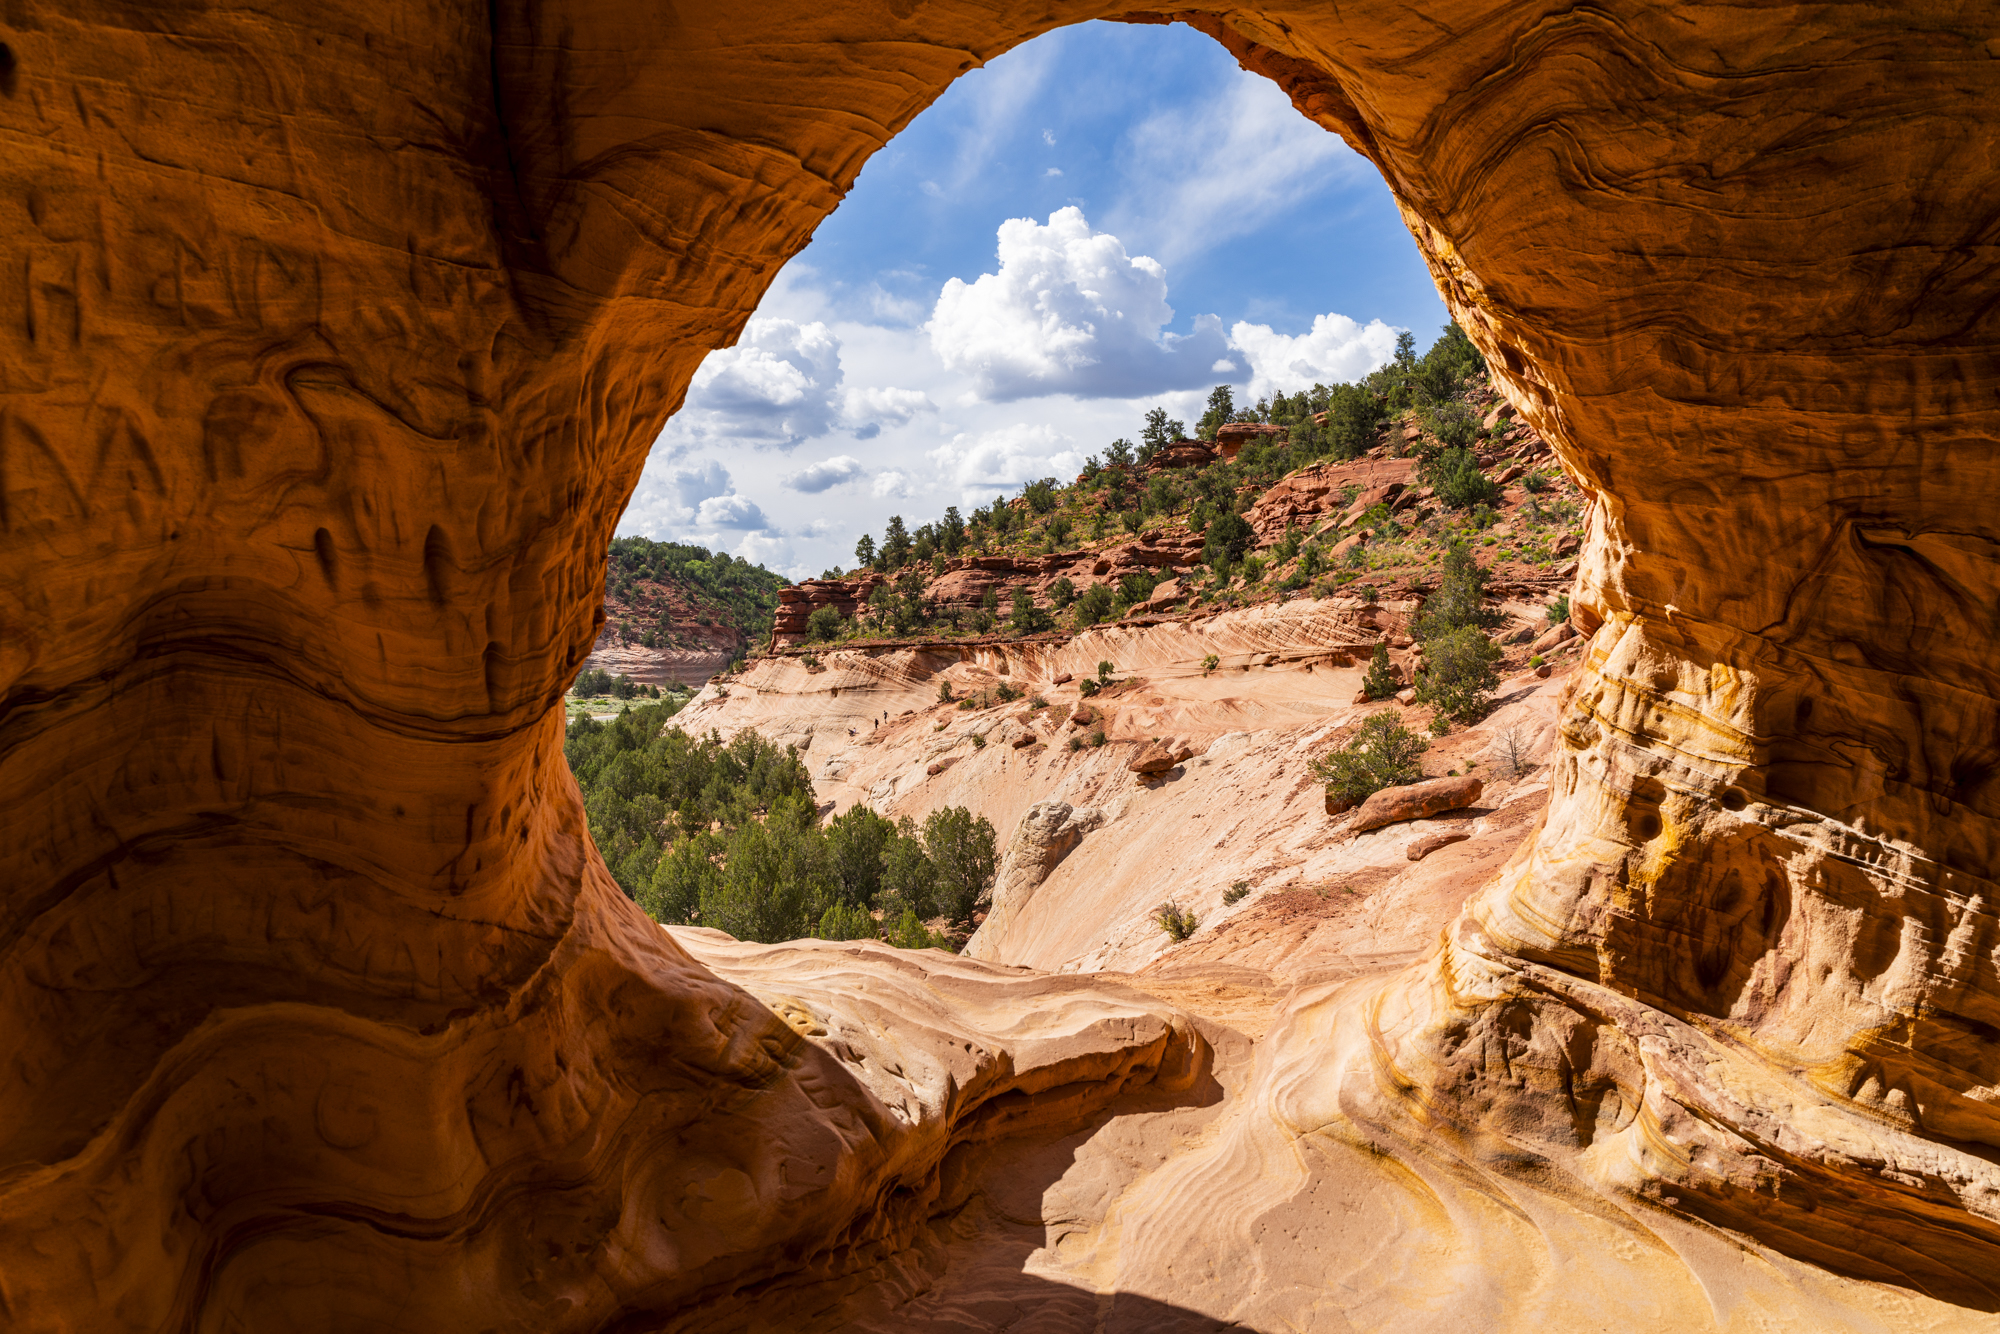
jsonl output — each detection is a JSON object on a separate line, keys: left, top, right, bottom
{"left": 3, "top": 0, "right": 1998, "bottom": 1327}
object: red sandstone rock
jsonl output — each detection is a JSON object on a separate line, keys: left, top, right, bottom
{"left": 1153, "top": 439, "right": 1217, "bottom": 468}
{"left": 1214, "top": 422, "right": 1286, "bottom": 461}
{"left": 1528, "top": 621, "right": 1576, "bottom": 656}
{"left": 1350, "top": 777, "right": 1484, "bottom": 833}
{"left": 1127, "top": 740, "right": 1192, "bottom": 775}
{"left": 1407, "top": 829, "right": 1473, "bottom": 860}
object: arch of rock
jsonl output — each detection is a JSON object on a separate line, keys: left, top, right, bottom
{"left": 3, "top": 1, "right": 1997, "bottom": 1329}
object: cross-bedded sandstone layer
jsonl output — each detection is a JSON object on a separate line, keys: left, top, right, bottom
{"left": 2, "top": 0, "right": 1998, "bottom": 1327}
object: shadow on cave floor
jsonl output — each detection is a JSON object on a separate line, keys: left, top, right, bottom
{"left": 679, "top": 1018, "right": 1263, "bottom": 1333}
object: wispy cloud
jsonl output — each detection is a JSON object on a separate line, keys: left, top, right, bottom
{"left": 944, "top": 42, "right": 1061, "bottom": 190}
{"left": 1106, "top": 71, "right": 1368, "bottom": 267}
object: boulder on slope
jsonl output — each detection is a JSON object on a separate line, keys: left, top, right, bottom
{"left": 1128, "top": 740, "right": 1194, "bottom": 775}
{"left": 1350, "top": 776, "right": 1483, "bottom": 833}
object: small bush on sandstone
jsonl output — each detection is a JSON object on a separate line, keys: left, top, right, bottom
{"left": 1494, "top": 725, "right": 1534, "bottom": 779}
{"left": 806, "top": 604, "right": 845, "bottom": 643}
{"left": 1153, "top": 900, "right": 1200, "bottom": 942}
{"left": 1434, "top": 447, "right": 1501, "bottom": 511}
{"left": 938, "top": 679, "right": 954, "bottom": 703}
{"left": 1415, "top": 624, "right": 1503, "bottom": 723}
{"left": 1201, "top": 653, "right": 1220, "bottom": 676}
{"left": 1547, "top": 593, "right": 1571, "bottom": 624}
{"left": 816, "top": 901, "right": 877, "bottom": 942}
{"left": 1073, "top": 583, "right": 1116, "bottom": 628}
{"left": 1310, "top": 712, "right": 1430, "bottom": 807}
{"left": 1077, "top": 677, "right": 1100, "bottom": 698}
{"left": 1360, "top": 641, "right": 1400, "bottom": 701}
{"left": 1223, "top": 881, "right": 1252, "bottom": 905}
{"left": 885, "top": 907, "right": 948, "bottom": 950}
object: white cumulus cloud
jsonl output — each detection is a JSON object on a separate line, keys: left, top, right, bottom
{"left": 842, "top": 385, "right": 935, "bottom": 428}
{"left": 668, "top": 317, "right": 843, "bottom": 449}
{"left": 929, "top": 423, "right": 1086, "bottom": 506}
{"left": 872, "top": 470, "right": 915, "bottom": 499}
{"left": 619, "top": 457, "right": 780, "bottom": 541}
{"left": 658, "top": 315, "right": 934, "bottom": 454}
{"left": 781, "top": 455, "right": 866, "bottom": 493}
{"left": 926, "top": 207, "right": 1228, "bottom": 401}
{"left": 1230, "top": 313, "right": 1402, "bottom": 401}
{"left": 666, "top": 459, "right": 732, "bottom": 511}
{"left": 695, "top": 494, "right": 770, "bottom": 529}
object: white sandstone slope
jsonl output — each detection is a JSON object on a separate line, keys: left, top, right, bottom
{"left": 669, "top": 596, "right": 1572, "bottom": 980}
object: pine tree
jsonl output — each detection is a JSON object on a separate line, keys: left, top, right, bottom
{"left": 1361, "top": 641, "right": 1400, "bottom": 700}
{"left": 881, "top": 515, "right": 912, "bottom": 569}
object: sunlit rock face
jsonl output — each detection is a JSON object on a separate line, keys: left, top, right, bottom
{"left": 1, "top": 0, "right": 1996, "bottom": 1326}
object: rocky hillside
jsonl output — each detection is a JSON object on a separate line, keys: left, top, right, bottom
{"left": 768, "top": 369, "right": 1581, "bottom": 655}
{"left": 675, "top": 583, "right": 1583, "bottom": 979}
{"left": 581, "top": 537, "right": 787, "bottom": 687}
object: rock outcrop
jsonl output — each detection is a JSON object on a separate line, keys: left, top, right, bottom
{"left": 5, "top": 0, "right": 1999, "bottom": 1328}
{"left": 1349, "top": 774, "right": 1484, "bottom": 832}
{"left": 1127, "top": 739, "right": 1192, "bottom": 775}
{"left": 965, "top": 800, "right": 1104, "bottom": 958}
{"left": 1214, "top": 421, "right": 1286, "bottom": 460}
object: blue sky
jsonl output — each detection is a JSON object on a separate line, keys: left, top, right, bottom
{"left": 618, "top": 19, "right": 1448, "bottom": 578}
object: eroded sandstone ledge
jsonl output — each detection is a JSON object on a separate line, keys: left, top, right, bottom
{"left": 2, "top": 0, "right": 1997, "bottom": 1327}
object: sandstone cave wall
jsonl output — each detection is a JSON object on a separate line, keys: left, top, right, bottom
{"left": 1, "top": 0, "right": 1998, "bottom": 1326}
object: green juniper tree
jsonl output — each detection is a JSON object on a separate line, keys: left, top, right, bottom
{"left": 1310, "top": 712, "right": 1429, "bottom": 808}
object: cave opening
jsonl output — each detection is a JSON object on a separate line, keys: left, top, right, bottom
{"left": 610, "top": 17, "right": 1449, "bottom": 582}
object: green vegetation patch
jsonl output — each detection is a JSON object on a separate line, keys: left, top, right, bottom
{"left": 605, "top": 537, "right": 787, "bottom": 645}
{"left": 565, "top": 702, "right": 997, "bottom": 946}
